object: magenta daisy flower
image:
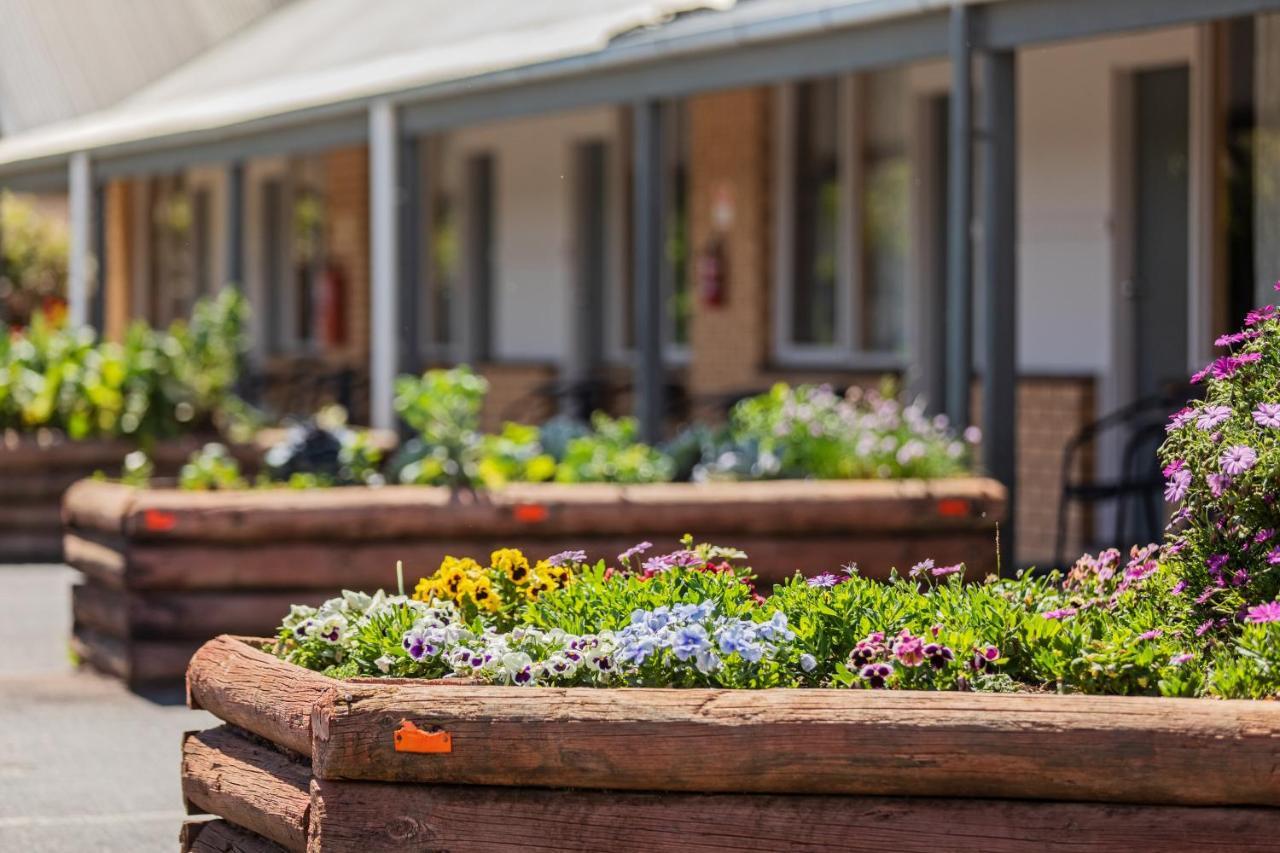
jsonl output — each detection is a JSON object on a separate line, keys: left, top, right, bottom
{"left": 1166, "top": 408, "right": 1195, "bottom": 432}
{"left": 1208, "top": 473, "right": 1232, "bottom": 497}
{"left": 1220, "top": 445, "right": 1258, "bottom": 476}
{"left": 1252, "top": 403, "right": 1280, "bottom": 428}
{"left": 1164, "top": 468, "right": 1191, "bottom": 503}
{"left": 1244, "top": 601, "right": 1280, "bottom": 624}
{"left": 1196, "top": 405, "right": 1231, "bottom": 430}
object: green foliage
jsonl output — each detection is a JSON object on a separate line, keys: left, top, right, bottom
{"left": 178, "top": 443, "right": 247, "bottom": 491}
{"left": 475, "top": 422, "right": 556, "bottom": 488}
{"left": 0, "top": 192, "right": 68, "bottom": 325}
{"left": 392, "top": 366, "right": 487, "bottom": 488}
{"left": 554, "top": 413, "right": 675, "bottom": 484}
{"left": 1206, "top": 622, "right": 1280, "bottom": 699}
{"left": 391, "top": 367, "right": 671, "bottom": 488}
{"left": 0, "top": 289, "right": 247, "bottom": 441}
{"left": 524, "top": 560, "right": 758, "bottom": 636}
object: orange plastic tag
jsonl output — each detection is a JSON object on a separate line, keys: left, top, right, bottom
{"left": 513, "top": 503, "right": 549, "bottom": 524}
{"left": 143, "top": 509, "right": 178, "bottom": 532}
{"left": 936, "top": 498, "right": 972, "bottom": 518}
{"left": 393, "top": 720, "right": 452, "bottom": 754}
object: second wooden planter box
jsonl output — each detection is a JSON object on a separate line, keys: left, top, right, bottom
{"left": 0, "top": 434, "right": 266, "bottom": 563}
{"left": 180, "top": 636, "right": 1280, "bottom": 852}
{"left": 63, "top": 476, "right": 1004, "bottom": 683}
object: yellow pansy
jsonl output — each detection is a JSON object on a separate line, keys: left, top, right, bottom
{"left": 492, "top": 548, "right": 531, "bottom": 584}
{"left": 468, "top": 576, "right": 502, "bottom": 612}
{"left": 412, "top": 577, "right": 437, "bottom": 602}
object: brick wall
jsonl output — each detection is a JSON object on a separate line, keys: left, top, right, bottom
{"left": 477, "top": 363, "right": 559, "bottom": 432}
{"left": 686, "top": 87, "right": 772, "bottom": 400}
{"left": 972, "top": 377, "right": 1096, "bottom": 569}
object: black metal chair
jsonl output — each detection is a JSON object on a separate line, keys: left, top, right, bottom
{"left": 1053, "top": 390, "right": 1192, "bottom": 568}
{"left": 501, "top": 374, "right": 689, "bottom": 427}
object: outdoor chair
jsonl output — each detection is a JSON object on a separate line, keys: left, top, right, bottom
{"left": 1053, "top": 390, "right": 1193, "bottom": 568}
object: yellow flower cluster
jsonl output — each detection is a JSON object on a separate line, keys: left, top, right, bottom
{"left": 413, "top": 549, "right": 573, "bottom": 614}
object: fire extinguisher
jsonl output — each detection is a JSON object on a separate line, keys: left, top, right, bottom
{"left": 697, "top": 237, "right": 727, "bottom": 308}
{"left": 319, "top": 263, "right": 346, "bottom": 347}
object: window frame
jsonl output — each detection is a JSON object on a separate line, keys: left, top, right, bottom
{"left": 772, "top": 77, "right": 909, "bottom": 372}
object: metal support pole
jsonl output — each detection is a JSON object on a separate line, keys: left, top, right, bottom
{"left": 398, "top": 135, "right": 421, "bottom": 376}
{"left": 632, "top": 100, "right": 666, "bottom": 443}
{"left": 980, "top": 49, "right": 1018, "bottom": 572}
{"left": 225, "top": 161, "right": 245, "bottom": 288}
{"left": 90, "top": 183, "right": 106, "bottom": 333}
{"left": 369, "top": 99, "right": 399, "bottom": 430}
{"left": 68, "top": 152, "right": 93, "bottom": 328}
{"left": 945, "top": 3, "right": 974, "bottom": 428}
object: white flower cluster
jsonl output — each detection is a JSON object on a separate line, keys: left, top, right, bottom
{"left": 283, "top": 590, "right": 455, "bottom": 650}
{"left": 402, "top": 620, "right": 620, "bottom": 686}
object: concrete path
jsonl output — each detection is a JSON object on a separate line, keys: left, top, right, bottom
{"left": 0, "top": 564, "right": 215, "bottom": 852}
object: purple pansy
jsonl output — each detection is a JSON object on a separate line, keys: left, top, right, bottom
{"left": 860, "top": 662, "right": 894, "bottom": 689}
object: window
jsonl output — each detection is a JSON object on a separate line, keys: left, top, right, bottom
{"left": 463, "top": 152, "right": 495, "bottom": 363}
{"left": 148, "top": 176, "right": 198, "bottom": 326}
{"left": 258, "top": 158, "right": 326, "bottom": 356}
{"left": 420, "top": 136, "right": 458, "bottom": 362}
{"left": 614, "top": 99, "right": 691, "bottom": 362}
{"left": 664, "top": 100, "right": 692, "bottom": 357}
{"left": 145, "top": 173, "right": 220, "bottom": 328}
{"left": 775, "top": 71, "right": 911, "bottom": 366}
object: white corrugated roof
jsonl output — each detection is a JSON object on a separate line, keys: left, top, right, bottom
{"left": 0, "top": 0, "right": 737, "bottom": 171}
{"left": 0, "top": 0, "right": 289, "bottom": 136}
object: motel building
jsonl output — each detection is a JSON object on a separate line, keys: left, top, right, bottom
{"left": 2, "top": 0, "right": 1279, "bottom": 568}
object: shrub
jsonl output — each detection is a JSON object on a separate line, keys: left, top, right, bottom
{"left": 695, "top": 382, "right": 975, "bottom": 481}
{"left": 0, "top": 289, "right": 246, "bottom": 441}
{"left": 1158, "top": 295, "right": 1280, "bottom": 629}
{"left": 0, "top": 191, "right": 68, "bottom": 327}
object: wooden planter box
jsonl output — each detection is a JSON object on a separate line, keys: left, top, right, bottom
{"left": 0, "top": 433, "right": 269, "bottom": 563}
{"left": 180, "top": 636, "right": 1280, "bottom": 852}
{"left": 63, "top": 476, "right": 1003, "bottom": 684}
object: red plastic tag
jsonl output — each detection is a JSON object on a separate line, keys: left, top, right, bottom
{"left": 143, "top": 509, "right": 178, "bottom": 532}
{"left": 513, "top": 503, "right": 549, "bottom": 524}
{"left": 936, "top": 498, "right": 972, "bottom": 518}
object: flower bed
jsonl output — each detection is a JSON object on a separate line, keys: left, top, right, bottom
{"left": 0, "top": 434, "right": 265, "bottom": 563}
{"left": 62, "top": 477, "right": 1002, "bottom": 684}
{"left": 181, "top": 635, "right": 1280, "bottom": 852}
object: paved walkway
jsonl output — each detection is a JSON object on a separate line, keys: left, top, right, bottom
{"left": 0, "top": 564, "right": 214, "bottom": 852}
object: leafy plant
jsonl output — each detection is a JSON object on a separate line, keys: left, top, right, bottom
{"left": 554, "top": 413, "right": 675, "bottom": 484}
{"left": 0, "top": 289, "right": 247, "bottom": 441}
{"left": 1159, "top": 293, "right": 1280, "bottom": 626}
{"left": 178, "top": 443, "right": 247, "bottom": 491}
